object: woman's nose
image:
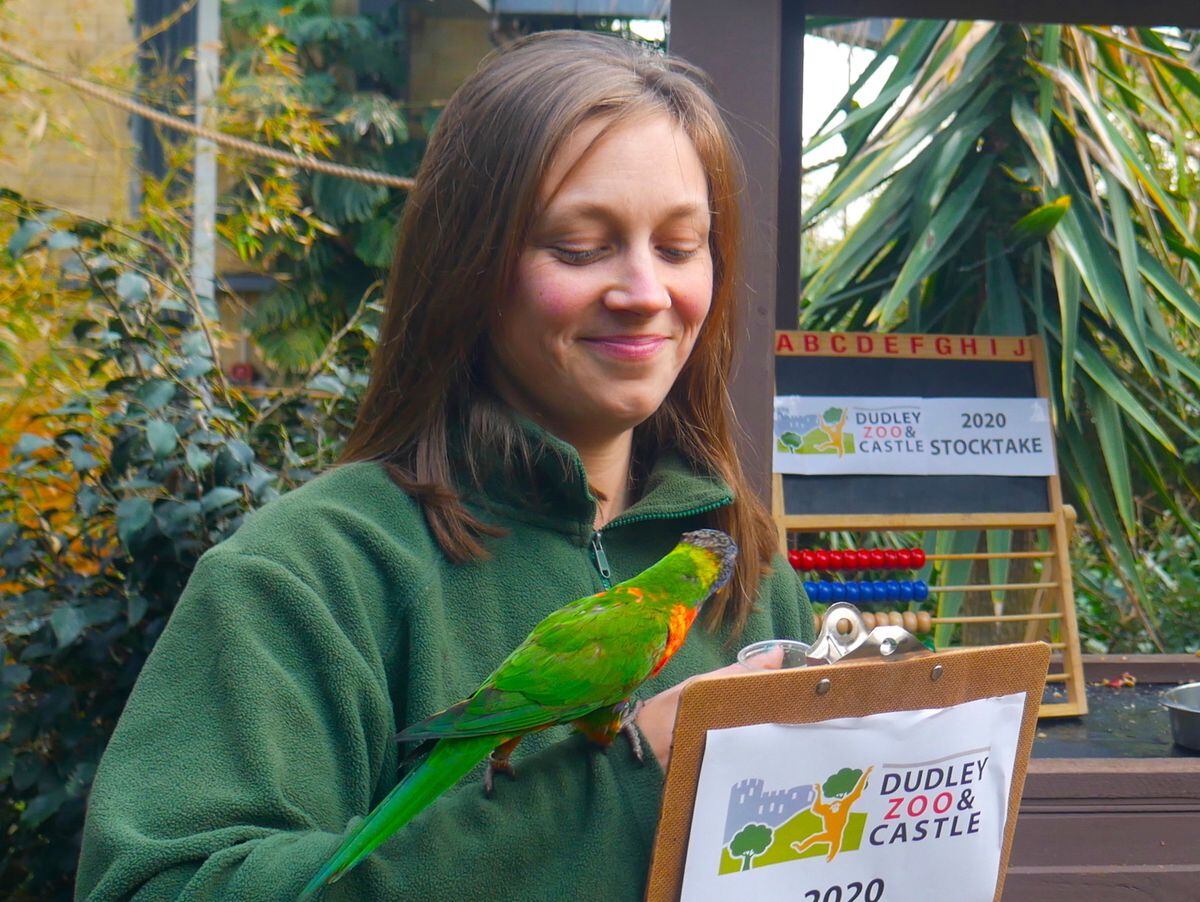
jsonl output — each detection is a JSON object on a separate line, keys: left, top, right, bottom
{"left": 603, "top": 249, "right": 672, "bottom": 315}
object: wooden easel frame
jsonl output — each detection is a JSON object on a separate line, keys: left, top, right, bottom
{"left": 772, "top": 333, "right": 1087, "bottom": 718}
{"left": 645, "top": 642, "right": 1051, "bottom": 901}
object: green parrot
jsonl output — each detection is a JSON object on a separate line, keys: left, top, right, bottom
{"left": 298, "top": 528, "right": 737, "bottom": 899}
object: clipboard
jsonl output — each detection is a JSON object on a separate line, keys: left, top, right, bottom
{"left": 645, "top": 636, "right": 1050, "bottom": 902}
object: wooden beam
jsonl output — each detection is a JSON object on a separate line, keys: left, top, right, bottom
{"left": 807, "top": 0, "right": 1200, "bottom": 27}
{"left": 671, "top": 0, "right": 784, "bottom": 502}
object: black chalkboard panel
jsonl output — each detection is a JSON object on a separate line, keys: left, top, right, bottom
{"left": 775, "top": 347, "right": 1050, "bottom": 515}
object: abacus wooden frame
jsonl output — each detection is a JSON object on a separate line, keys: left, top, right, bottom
{"left": 770, "top": 334, "right": 1087, "bottom": 718}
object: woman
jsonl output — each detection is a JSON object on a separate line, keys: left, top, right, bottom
{"left": 77, "top": 31, "right": 813, "bottom": 900}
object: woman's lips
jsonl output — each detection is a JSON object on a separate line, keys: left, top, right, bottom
{"left": 581, "top": 335, "right": 669, "bottom": 361}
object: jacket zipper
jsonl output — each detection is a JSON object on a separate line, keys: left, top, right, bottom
{"left": 587, "top": 496, "right": 733, "bottom": 590}
{"left": 589, "top": 531, "right": 613, "bottom": 589}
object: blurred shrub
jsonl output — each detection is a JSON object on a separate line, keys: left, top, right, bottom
{"left": 0, "top": 193, "right": 376, "bottom": 893}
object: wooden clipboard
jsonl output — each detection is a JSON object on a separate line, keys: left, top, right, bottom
{"left": 645, "top": 641, "right": 1051, "bottom": 902}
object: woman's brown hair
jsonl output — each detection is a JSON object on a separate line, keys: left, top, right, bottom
{"left": 340, "top": 30, "right": 780, "bottom": 636}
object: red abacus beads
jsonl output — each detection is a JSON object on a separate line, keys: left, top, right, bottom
{"left": 791, "top": 547, "right": 927, "bottom": 572}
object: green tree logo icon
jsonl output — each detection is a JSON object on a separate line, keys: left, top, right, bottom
{"left": 729, "top": 823, "right": 774, "bottom": 871}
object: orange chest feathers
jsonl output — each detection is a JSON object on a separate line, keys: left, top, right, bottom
{"left": 649, "top": 604, "right": 699, "bottom": 677}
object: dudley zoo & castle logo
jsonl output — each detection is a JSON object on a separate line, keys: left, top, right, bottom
{"left": 719, "top": 749, "right": 990, "bottom": 875}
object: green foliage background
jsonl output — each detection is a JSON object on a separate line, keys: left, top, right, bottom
{"left": 801, "top": 20, "right": 1200, "bottom": 653}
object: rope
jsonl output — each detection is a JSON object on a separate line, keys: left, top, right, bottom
{"left": 0, "top": 39, "right": 415, "bottom": 191}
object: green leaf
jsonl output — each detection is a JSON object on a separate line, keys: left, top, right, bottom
{"left": 3, "top": 663, "right": 32, "bottom": 687}
{"left": 201, "top": 487, "right": 242, "bottom": 513}
{"left": 933, "top": 530, "right": 981, "bottom": 647}
{"left": 46, "top": 230, "right": 80, "bottom": 250}
{"left": 12, "top": 433, "right": 53, "bottom": 458}
{"left": 115, "top": 271, "right": 150, "bottom": 303}
{"left": 115, "top": 498, "right": 153, "bottom": 547}
{"left": 185, "top": 444, "right": 213, "bottom": 472}
{"left": 181, "top": 331, "right": 213, "bottom": 358}
{"left": 179, "top": 356, "right": 214, "bottom": 379}
{"left": 50, "top": 605, "right": 85, "bottom": 647}
{"left": 1011, "top": 97, "right": 1059, "bottom": 185}
{"left": 7, "top": 219, "right": 47, "bottom": 257}
{"left": 11, "top": 753, "right": 41, "bottom": 791}
{"left": 1071, "top": 337, "right": 1175, "bottom": 452}
{"left": 135, "top": 379, "right": 176, "bottom": 411}
{"left": 873, "top": 156, "right": 992, "bottom": 327}
{"left": 1139, "top": 251, "right": 1200, "bottom": 330}
{"left": 69, "top": 447, "right": 100, "bottom": 472}
{"left": 127, "top": 593, "right": 149, "bottom": 626}
{"left": 1106, "top": 182, "right": 1149, "bottom": 358}
{"left": 21, "top": 788, "right": 67, "bottom": 828}
{"left": 307, "top": 374, "right": 345, "bottom": 396}
{"left": 1086, "top": 383, "right": 1136, "bottom": 538}
{"left": 1049, "top": 247, "right": 1081, "bottom": 412}
{"left": 353, "top": 218, "right": 397, "bottom": 268}
{"left": 311, "top": 172, "right": 389, "bottom": 224}
{"left": 146, "top": 420, "right": 177, "bottom": 459}
{"left": 1008, "top": 195, "right": 1070, "bottom": 245}
{"left": 982, "top": 234, "right": 1024, "bottom": 335}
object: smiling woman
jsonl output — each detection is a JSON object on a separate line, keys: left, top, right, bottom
{"left": 490, "top": 113, "right": 715, "bottom": 498}
{"left": 76, "top": 31, "right": 813, "bottom": 901}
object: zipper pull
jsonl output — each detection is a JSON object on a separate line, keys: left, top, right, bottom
{"left": 590, "top": 531, "right": 613, "bottom": 588}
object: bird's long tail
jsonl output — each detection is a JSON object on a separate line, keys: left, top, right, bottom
{"left": 298, "top": 734, "right": 498, "bottom": 900}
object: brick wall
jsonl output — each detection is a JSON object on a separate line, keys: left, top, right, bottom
{"left": 0, "top": 0, "right": 136, "bottom": 220}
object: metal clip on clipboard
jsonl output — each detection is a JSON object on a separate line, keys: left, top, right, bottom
{"left": 806, "top": 602, "right": 933, "bottom": 666}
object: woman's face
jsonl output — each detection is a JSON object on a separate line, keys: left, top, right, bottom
{"left": 487, "top": 112, "right": 714, "bottom": 448}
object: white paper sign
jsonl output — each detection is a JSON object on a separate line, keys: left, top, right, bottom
{"left": 773, "top": 396, "right": 1055, "bottom": 476}
{"left": 680, "top": 692, "right": 1026, "bottom": 902}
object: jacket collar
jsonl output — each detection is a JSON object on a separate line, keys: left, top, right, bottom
{"left": 461, "top": 411, "right": 733, "bottom": 537}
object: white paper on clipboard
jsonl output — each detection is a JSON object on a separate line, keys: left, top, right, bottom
{"left": 679, "top": 692, "right": 1026, "bottom": 902}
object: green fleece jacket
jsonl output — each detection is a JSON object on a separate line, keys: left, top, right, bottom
{"left": 77, "top": 433, "right": 813, "bottom": 901}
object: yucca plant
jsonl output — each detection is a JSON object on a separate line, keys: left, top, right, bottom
{"left": 800, "top": 20, "right": 1200, "bottom": 650}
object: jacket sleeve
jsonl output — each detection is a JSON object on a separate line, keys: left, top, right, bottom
{"left": 76, "top": 549, "right": 665, "bottom": 902}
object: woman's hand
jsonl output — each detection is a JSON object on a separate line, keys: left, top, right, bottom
{"left": 635, "top": 645, "right": 785, "bottom": 770}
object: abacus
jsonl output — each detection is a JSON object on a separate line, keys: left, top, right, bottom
{"left": 773, "top": 331, "right": 1087, "bottom": 718}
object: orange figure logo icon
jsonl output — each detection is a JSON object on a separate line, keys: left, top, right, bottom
{"left": 791, "top": 766, "right": 874, "bottom": 862}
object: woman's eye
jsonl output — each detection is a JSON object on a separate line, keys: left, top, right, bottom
{"left": 551, "top": 246, "right": 606, "bottom": 265}
{"left": 660, "top": 247, "right": 701, "bottom": 262}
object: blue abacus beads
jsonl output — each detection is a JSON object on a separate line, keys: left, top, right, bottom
{"left": 806, "top": 579, "right": 931, "bottom": 605}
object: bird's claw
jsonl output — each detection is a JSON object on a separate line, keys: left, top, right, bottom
{"left": 483, "top": 755, "right": 516, "bottom": 798}
{"left": 620, "top": 700, "right": 645, "bottom": 765}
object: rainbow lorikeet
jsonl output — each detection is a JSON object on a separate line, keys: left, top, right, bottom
{"left": 298, "top": 528, "right": 737, "bottom": 899}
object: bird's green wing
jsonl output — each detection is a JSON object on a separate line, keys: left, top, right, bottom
{"left": 398, "top": 587, "right": 668, "bottom": 741}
